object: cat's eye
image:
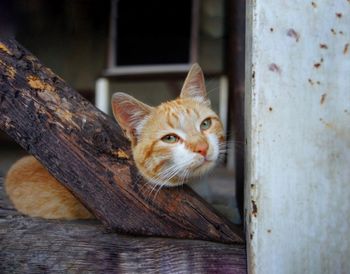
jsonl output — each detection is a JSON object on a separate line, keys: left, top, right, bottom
{"left": 200, "top": 118, "right": 212, "bottom": 130}
{"left": 161, "top": 134, "right": 179, "bottom": 143}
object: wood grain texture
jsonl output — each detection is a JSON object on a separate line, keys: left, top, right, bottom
{"left": 0, "top": 38, "right": 243, "bottom": 243}
{"left": 0, "top": 178, "right": 247, "bottom": 273}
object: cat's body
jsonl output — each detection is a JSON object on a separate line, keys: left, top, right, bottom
{"left": 5, "top": 64, "right": 225, "bottom": 219}
{"left": 6, "top": 155, "right": 93, "bottom": 219}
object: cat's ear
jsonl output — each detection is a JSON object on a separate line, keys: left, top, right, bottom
{"left": 112, "top": 92, "right": 153, "bottom": 144}
{"left": 180, "top": 63, "right": 210, "bottom": 105}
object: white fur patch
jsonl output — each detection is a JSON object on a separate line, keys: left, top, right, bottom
{"left": 207, "top": 133, "right": 220, "bottom": 162}
{"left": 172, "top": 143, "right": 195, "bottom": 169}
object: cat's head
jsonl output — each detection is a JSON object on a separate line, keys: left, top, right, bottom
{"left": 112, "top": 63, "right": 225, "bottom": 186}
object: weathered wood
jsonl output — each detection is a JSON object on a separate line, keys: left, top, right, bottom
{"left": 0, "top": 38, "right": 243, "bottom": 243}
{"left": 0, "top": 178, "right": 246, "bottom": 273}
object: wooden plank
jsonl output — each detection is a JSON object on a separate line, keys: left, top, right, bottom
{"left": 0, "top": 38, "right": 243, "bottom": 243}
{"left": 0, "top": 178, "right": 247, "bottom": 273}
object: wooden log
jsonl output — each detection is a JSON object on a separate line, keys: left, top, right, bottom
{"left": 0, "top": 38, "right": 243, "bottom": 243}
{"left": 0, "top": 178, "right": 247, "bottom": 273}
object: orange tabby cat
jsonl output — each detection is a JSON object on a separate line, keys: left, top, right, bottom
{"left": 5, "top": 63, "right": 225, "bottom": 219}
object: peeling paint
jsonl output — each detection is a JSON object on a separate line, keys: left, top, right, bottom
{"left": 27, "top": 75, "right": 55, "bottom": 92}
{"left": 37, "top": 89, "right": 61, "bottom": 104}
{"left": 0, "top": 42, "right": 12, "bottom": 55}
{"left": 116, "top": 149, "right": 129, "bottom": 160}
{"left": 6, "top": 65, "right": 16, "bottom": 79}
{"left": 0, "top": 60, "right": 16, "bottom": 80}
{"left": 55, "top": 108, "right": 79, "bottom": 128}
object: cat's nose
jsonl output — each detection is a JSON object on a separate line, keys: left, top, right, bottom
{"left": 195, "top": 142, "right": 208, "bottom": 157}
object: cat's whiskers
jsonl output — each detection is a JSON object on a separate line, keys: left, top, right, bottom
{"left": 222, "top": 139, "right": 245, "bottom": 154}
{"left": 152, "top": 180, "right": 170, "bottom": 202}
{"left": 150, "top": 159, "right": 193, "bottom": 184}
{"left": 150, "top": 161, "right": 194, "bottom": 201}
{"left": 138, "top": 179, "right": 155, "bottom": 197}
{"left": 141, "top": 169, "right": 174, "bottom": 201}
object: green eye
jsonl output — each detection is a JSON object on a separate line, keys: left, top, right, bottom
{"left": 200, "top": 118, "right": 212, "bottom": 130}
{"left": 161, "top": 134, "right": 179, "bottom": 143}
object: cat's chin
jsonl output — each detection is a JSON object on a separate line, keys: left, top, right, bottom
{"left": 191, "top": 159, "right": 216, "bottom": 177}
{"left": 170, "top": 160, "right": 217, "bottom": 186}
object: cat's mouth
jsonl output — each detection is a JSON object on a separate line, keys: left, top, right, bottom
{"left": 204, "top": 157, "right": 214, "bottom": 163}
{"left": 191, "top": 156, "right": 216, "bottom": 172}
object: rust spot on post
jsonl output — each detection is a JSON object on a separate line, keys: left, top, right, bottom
{"left": 320, "top": 44, "right": 328, "bottom": 49}
{"left": 311, "top": 2, "right": 317, "bottom": 8}
{"left": 331, "top": 28, "right": 337, "bottom": 35}
{"left": 336, "top": 13, "right": 342, "bottom": 18}
{"left": 252, "top": 200, "right": 258, "bottom": 217}
{"left": 344, "top": 43, "right": 349, "bottom": 55}
{"left": 314, "top": 63, "right": 321, "bottom": 69}
{"left": 268, "top": 63, "right": 281, "bottom": 74}
{"left": 269, "top": 107, "right": 273, "bottom": 112}
{"left": 287, "top": 28, "right": 300, "bottom": 42}
{"left": 320, "top": 93, "right": 327, "bottom": 104}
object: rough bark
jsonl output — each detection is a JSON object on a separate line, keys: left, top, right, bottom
{"left": 0, "top": 178, "right": 247, "bottom": 273}
{"left": 0, "top": 38, "right": 243, "bottom": 243}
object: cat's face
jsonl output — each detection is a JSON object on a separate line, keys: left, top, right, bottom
{"left": 112, "top": 64, "right": 225, "bottom": 186}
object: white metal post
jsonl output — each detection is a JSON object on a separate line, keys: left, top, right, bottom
{"left": 245, "top": 1, "right": 350, "bottom": 273}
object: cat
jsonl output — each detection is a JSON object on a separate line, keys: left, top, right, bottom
{"left": 5, "top": 63, "right": 225, "bottom": 220}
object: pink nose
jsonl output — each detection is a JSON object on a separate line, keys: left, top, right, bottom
{"left": 195, "top": 142, "right": 208, "bottom": 157}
